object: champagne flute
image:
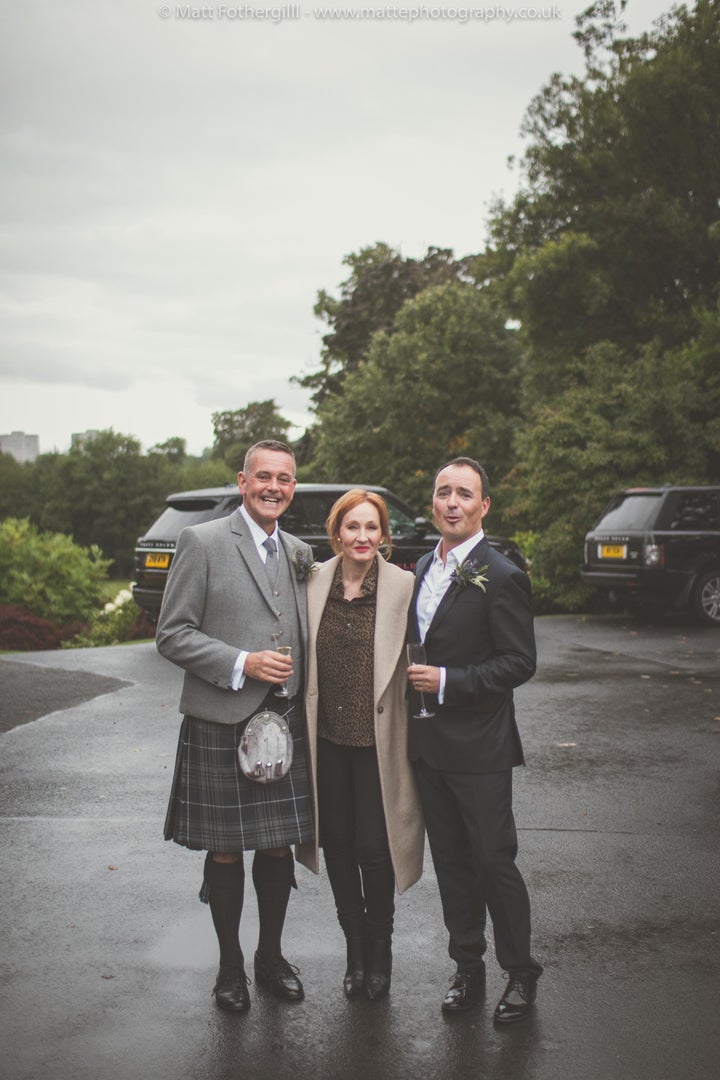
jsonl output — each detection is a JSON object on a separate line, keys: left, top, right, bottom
{"left": 407, "top": 643, "right": 435, "bottom": 719}
{"left": 274, "top": 645, "right": 292, "bottom": 698}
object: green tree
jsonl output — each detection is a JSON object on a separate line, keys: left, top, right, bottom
{"left": 211, "top": 400, "right": 291, "bottom": 472}
{"left": 314, "top": 282, "right": 522, "bottom": 513}
{"left": 499, "top": 307, "right": 720, "bottom": 609}
{"left": 488, "top": 0, "right": 720, "bottom": 399}
{"left": 172, "top": 457, "right": 233, "bottom": 491}
{"left": 0, "top": 453, "right": 34, "bottom": 521}
{"left": 148, "top": 436, "right": 187, "bottom": 464}
{"left": 292, "top": 424, "right": 322, "bottom": 480}
{"left": 1, "top": 434, "right": 237, "bottom": 577}
{"left": 476, "top": 0, "right": 720, "bottom": 608}
{"left": 26, "top": 432, "right": 168, "bottom": 576}
{"left": 298, "top": 244, "right": 475, "bottom": 408}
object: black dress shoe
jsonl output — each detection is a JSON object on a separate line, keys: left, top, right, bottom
{"left": 493, "top": 972, "right": 539, "bottom": 1023}
{"left": 441, "top": 964, "right": 485, "bottom": 1013}
{"left": 253, "top": 952, "right": 304, "bottom": 1001}
{"left": 213, "top": 965, "right": 250, "bottom": 1012}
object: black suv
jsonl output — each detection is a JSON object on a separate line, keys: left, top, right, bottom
{"left": 581, "top": 486, "right": 720, "bottom": 626}
{"left": 132, "top": 483, "right": 527, "bottom": 620}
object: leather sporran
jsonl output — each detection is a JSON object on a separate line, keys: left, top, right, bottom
{"left": 238, "top": 710, "right": 294, "bottom": 783}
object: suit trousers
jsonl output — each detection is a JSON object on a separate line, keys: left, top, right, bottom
{"left": 414, "top": 758, "right": 540, "bottom": 975}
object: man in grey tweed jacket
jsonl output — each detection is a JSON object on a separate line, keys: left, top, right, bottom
{"left": 157, "top": 440, "right": 314, "bottom": 1012}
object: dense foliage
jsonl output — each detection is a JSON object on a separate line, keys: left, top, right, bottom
{"left": 304, "top": 0, "right": 720, "bottom": 608}
{"left": 0, "top": 433, "right": 229, "bottom": 575}
{"left": 488, "top": 0, "right": 720, "bottom": 603}
{"left": 0, "top": 518, "right": 112, "bottom": 624}
{"left": 297, "top": 244, "right": 476, "bottom": 408}
{"left": 313, "top": 281, "right": 523, "bottom": 515}
{"left": 1, "top": 2, "right": 717, "bottom": 617}
{"left": 211, "top": 399, "right": 291, "bottom": 472}
{"left": 64, "top": 588, "right": 156, "bottom": 648}
{"left": 0, "top": 605, "right": 83, "bottom": 651}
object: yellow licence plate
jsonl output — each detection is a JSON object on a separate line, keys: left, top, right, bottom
{"left": 600, "top": 544, "right": 626, "bottom": 559}
{"left": 145, "top": 552, "right": 170, "bottom": 569}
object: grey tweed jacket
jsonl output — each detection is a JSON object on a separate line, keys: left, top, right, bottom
{"left": 156, "top": 509, "right": 312, "bottom": 725}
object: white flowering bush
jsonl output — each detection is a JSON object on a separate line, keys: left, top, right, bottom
{"left": 64, "top": 586, "right": 154, "bottom": 648}
{"left": 103, "top": 588, "right": 133, "bottom": 615}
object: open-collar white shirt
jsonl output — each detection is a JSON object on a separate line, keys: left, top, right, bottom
{"left": 416, "top": 528, "right": 485, "bottom": 703}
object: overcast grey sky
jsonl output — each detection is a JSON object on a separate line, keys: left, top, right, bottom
{"left": 2, "top": 0, "right": 672, "bottom": 455}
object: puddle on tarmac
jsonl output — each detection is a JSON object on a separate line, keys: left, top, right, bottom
{"left": 148, "top": 906, "right": 259, "bottom": 967}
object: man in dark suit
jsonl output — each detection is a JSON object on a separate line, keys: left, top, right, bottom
{"left": 407, "top": 456, "right": 542, "bottom": 1022}
{"left": 157, "top": 440, "right": 314, "bottom": 1013}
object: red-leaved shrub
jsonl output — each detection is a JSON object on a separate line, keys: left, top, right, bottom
{"left": 0, "top": 605, "right": 86, "bottom": 651}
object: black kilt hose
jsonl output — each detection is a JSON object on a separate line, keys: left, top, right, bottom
{"left": 164, "top": 696, "right": 314, "bottom": 853}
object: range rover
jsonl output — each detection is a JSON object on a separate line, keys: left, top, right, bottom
{"left": 581, "top": 486, "right": 720, "bottom": 625}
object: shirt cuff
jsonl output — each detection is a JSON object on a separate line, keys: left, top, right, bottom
{"left": 437, "top": 666, "right": 447, "bottom": 704}
{"left": 230, "top": 651, "right": 248, "bottom": 690}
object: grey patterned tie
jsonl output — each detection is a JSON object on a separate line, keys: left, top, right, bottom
{"left": 262, "top": 536, "right": 279, "bottom": 589}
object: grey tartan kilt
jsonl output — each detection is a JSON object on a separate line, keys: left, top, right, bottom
{"left": 163, "top": 696, "right": 314, "bottom": 853}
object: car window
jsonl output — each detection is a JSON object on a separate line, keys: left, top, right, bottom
{"left": 143, "top": 498, "right": 239, "bottom": 539}
{"left": 282, "top": 493, "right": 338, "bottom": 534}
{"left": 592, "top": 493, "right": 665, "bottom": 531}
{"left": 383, "top": 496, "right": 421, "bottom": 535}
{"left": 659, "top": 491, "right": 720, "bottom": 531}
{"left": 283, "top": 491, "right": 427, "bottom": 537}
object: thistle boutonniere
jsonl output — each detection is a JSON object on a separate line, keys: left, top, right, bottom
{"left": 450, "top": 560, "right": 490, "bottom": 592}
{"left": 293, "top": 550, "right": 318, "bottom": 584}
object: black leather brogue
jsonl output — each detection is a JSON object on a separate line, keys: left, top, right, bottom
{"left": 253, "top": 952, "right": 305, "bottom": 1001}
{"left": 441, "top": 964, "right": 486, "bottom": 1013}
{"left": 213, "top": 965, "right": 251, "bottom": 1012}
{"left": 493, "top": 972, "right": 539, "bottom": 1023}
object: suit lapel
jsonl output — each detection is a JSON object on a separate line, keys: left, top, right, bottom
{"left": 425, "top": 578, "right": 460, "bottom": 639}
{"left": 229, "top": 512, "right": 278, "bottom": 611}
{"left": 425, "top": 537, "right": 489, "bottom": 639}
{"left": 410, "top": 552, "right": 432, "bottom": 641}
{"left": 279, "top": 531, "right": 308, "bottom": 647}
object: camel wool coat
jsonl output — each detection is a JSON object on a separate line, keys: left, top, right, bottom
{"left": 296, "top": 554, "right": 425, "bottom": 894}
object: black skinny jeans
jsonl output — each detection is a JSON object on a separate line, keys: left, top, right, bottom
{"left": 317, "top": 737, "right": 395, "bottom": 939}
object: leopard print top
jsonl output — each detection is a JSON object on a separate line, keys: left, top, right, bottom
{"left": 316, "top": 559, "right": 377, "bottom": 747}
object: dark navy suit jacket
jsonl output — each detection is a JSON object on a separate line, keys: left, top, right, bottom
{"left": 407, "top": 537, "right": 536, "bottom": 774}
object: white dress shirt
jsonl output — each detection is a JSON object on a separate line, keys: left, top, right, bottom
{"left": 416, "top": 529, "right": 485, "bottom": 702}
{"left": 229, "top": 504, "right": 281, "bottom": 690}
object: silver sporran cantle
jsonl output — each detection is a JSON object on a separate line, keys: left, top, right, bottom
{"left": 238, "top": 710, "right": 294, "bottom": 783}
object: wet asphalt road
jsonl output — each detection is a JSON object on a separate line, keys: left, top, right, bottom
{"left": 1, "top": 615, "right": 719, "bottom": 1080}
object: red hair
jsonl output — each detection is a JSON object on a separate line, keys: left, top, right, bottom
{"left": 325, "top": 489, "right": 392, "bottom": 558}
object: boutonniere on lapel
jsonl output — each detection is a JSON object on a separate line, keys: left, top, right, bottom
{"left": 292, "top": 550, "right": 319, "bottom": 584}
{"left": 450, "top": 560, "right": 490, "bottom": 592}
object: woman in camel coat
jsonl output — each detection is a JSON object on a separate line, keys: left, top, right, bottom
{"left": 297, "top": 489, "right": 424, "bottom": 1001}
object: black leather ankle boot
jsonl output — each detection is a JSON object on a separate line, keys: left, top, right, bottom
{"left": 364, "top": 938, "right": 392, "bottom": 1001}
{"left": 343, "top": 935, "right": 365, "bottom": 998}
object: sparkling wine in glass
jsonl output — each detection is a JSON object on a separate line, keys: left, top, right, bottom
{"left": 274, "top": 645, "right": 292, "bottom": 698}
{"left": 407, "top": 643, "right": 435, "bottom": 719}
